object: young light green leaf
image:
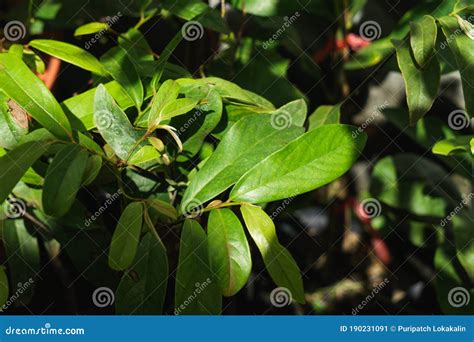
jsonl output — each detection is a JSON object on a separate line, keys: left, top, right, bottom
{"left": 115, "top": 232, "right": 168, "bottom": 314}
{"left": 308, "top": 104, "right": 341, "bottom": 130}
{"left": 160, "top": 98, "right": 199, "bottom": 122}
{"left": 240, "top": 204, "right": 305, "bottom": 303}
{"left": 0, "top": 53, "right": 72, "bottom": 140}
{"left": 74, "top": 22, "right": 108, "bottom": 36}
{"left": 129, "top": 145, "right": 161, "bottom": 166}
{"left": 109, "top": 202, "right": 144, "bottom": 271}
{"left": 101, "top": 47, "right": 144, "bottom": 109}
{"left": 208, "top": 208, "right": 252, "bottom": 296}
{"left": 181, "top": 115, "right": 303, "bottom": 213}
{"left": 439, "top": 16, "right": 474, "bottom": 117}
{"left": 231, "top": 124, "right": 367, "bottom": 203}
{"left": 432, "top": 136, "right": 473, "bottom": 156}
{"left": 42, "top": 144, "right": 89, "bottom": 217}
{"left": 393, "top": 38, "right": 440, "bottom": 125}
{"left": 30, "top": 40, "right": 107, "bottom": 75}
{"left": 410, "top": 15, "right": 437, "bottom": 67}
{"left": 148, "top": 80, "right": 180, "bottom": 128}
{"left": 175, "top": 219, "right": 222, "bottom": 315}
{"left": 0, "top": 141, "right": 47, "bottom": 204}
{"left": 93, "top": 84, "right": 142, "bottom": 160}
{"left": 271, "top": 99, "right": 307, "bottom": 127}
{"left": 0, "top": 266, "right": 8, "bottom": 308}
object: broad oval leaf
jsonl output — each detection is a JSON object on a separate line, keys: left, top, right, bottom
{"left": 29, "top": 40, "right": 107, "bottom": 75}
{"left": 42, "top": 144, "right": 89, "bottom": 217}
{"left": 175, "top": 219, "right": 221, "bottom": 315}
{"left": 93, "top": 84, "right": 142, "bottom": 160}
{"left": 208, "top": 208, "right": 252, "bottom": 296}
{"left": 240, "top": 204, "right": 304, "bottom": 303}
{"left": 230, "top": 124, "right": 366, "bottom": 203}
{"left": 181, "top": 115, "right": 304, "bottom": 212}
{"left": 148, "top": 80, "right": 181, "bottom": 128}
{"left": 410, "top": 15, "right": 437, "bottom": 67}
{"left": 0, "top": 53, "right": 72, "bottom": 140}
{"left": 109, "top": 202, "right": 144, "bottom": 271}
{"left": 115, "top": 232, "right": 168, "bottom": 314}
{"left": 0, "top": 141, "right": 47, "bottom": 204}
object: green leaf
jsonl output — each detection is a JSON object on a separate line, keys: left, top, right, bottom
{"left": 208, "top": 209, "right": 252, "bottom": 296}
{"left": 148, "top": 199, "right": 178, "bottom": 221}
{"left": 410, "top": 15, "right": 437, "bottom": 67}
{"left": 109, "top": 202, "right": 144, "bottom": 271}
{"left": 0, "top": 53, "right": 72, "bottom": 140}
{"left": 93, "top": 84, "right": 141, "bottom": 160}
{"left": 148, "top": 80, "right": 181, "bottom": 128}
{"left": 181, "top": 115, "right": 303, "bottom": 212}
{"left": 101, "top": 47, "right": 144, "bottom": 110}
{"left": 240, "top": 205, "right": 304, "bottom": 303}
{"left": 118, "top": 28, "right": 154, "bottom": 76}
{"left": 151, "top": 30, "right": 184, "bottom": 90}
{"left": 29, "top": 40, "right": 107, "bottom": 75}
{"left": 115, "top": 232, "right": 168, "bottom": 314}
{"left": 432, "top": 136, "right": 473, "bottom": 156}
{"left": 42, "top": 144, "right": 89, "bottom": 217}
{"left": 2, "top": 219, "right": 39, "bottom": 305}
{"left": 393, "top": 38, "right": 440, "bottom": 125}
{"left": 0, "top": 98, "right": 28, "bottom": 149}
{"left": 129, "top": 145, "right": 161, "bottom": 166}
{"left": 74, "top": 22, "right": 108, "bottom": 36}
{"left": 271, "top": 99, "right": 307, "bottom": 127}
{"left": 175, "top": 219, "right": 221, "bottom": 315}
{"left": 82, "top": 155, "right": 102, "bottom": 186}
{"left": 160, "top": 98, "right": 199, "bottom": 122}
{"left": 231, "top": 124, "right": 366, "bottom": 203}
{"left": 0, "top": 141, "right": 47, "bottom": 204}
{"left": 308, "top": 104, "right": 341, "bottom": 130}
{"left": 439, "top": 16, "right": 474, "bottom": 117}
{"left": 0, "top": 266, "right": 8, "bottom": 308}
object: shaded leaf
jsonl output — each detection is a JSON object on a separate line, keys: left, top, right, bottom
{"left": 410, "top": 15, "right": 437, "bottom": 67}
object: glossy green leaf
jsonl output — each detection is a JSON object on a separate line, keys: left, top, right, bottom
{"left": 231, "top": 124, "right": 366, "bottom": 203}
{"left": 42, "top": 144, "right": 89, "bottom": 217}
{"left": 93, "top": 84, "right": 141, "bottom": 160}
{"left": 2, "top": 219, "right": 39, "bottom": 305}
{"left": 101, "top": 47, "right": 144, "bottom": 110}
{"left": 160, "top": 98, "right": 199, "bottom": 122}
{"left": 208, "top": 209, "right": 252, "bottom": 296}
{"left": 0, "top": 141, "right": 47, "bottom": 204}
{"left": 308, "top": 104, "right": 341, "bottom": 130}
{"left": 181, "top": 115, "right": 303, "bottom": 212}
{"left": 109, "top": 202, "right": 144, "bottom": 271}
{"left": 439, "top": 16, "right": 474, "bottom": 117}
{"left": 240, "top": 205, "right": 304, "bottom": 303}
{"left": 148, "top": 80, "right": 181, "bottom": 128}
{"left": 432, "top": 136, "right": 473, "bottom": 156}
{"left": 175, "top": 219, "right": 221, "bottom": 315}
{"left": 115, "top": 232, "right": 168, "bottom": 314}
{"left": 129, "top": 145, "right": 161, "bottom": 166}
{"left": 393, "top": 39, "right": 440, "bottom": 125}
{"left": 74, "top": 22, "right": 108, "bottom": 36}
{"left": 0, "top": 53, "right": 72, "bottom": 140}
{"left": 0, "top": 266, "right": 8, "bottom": 308}
{"left": 410, "top": 15, "right": 437, "bottom": 67}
